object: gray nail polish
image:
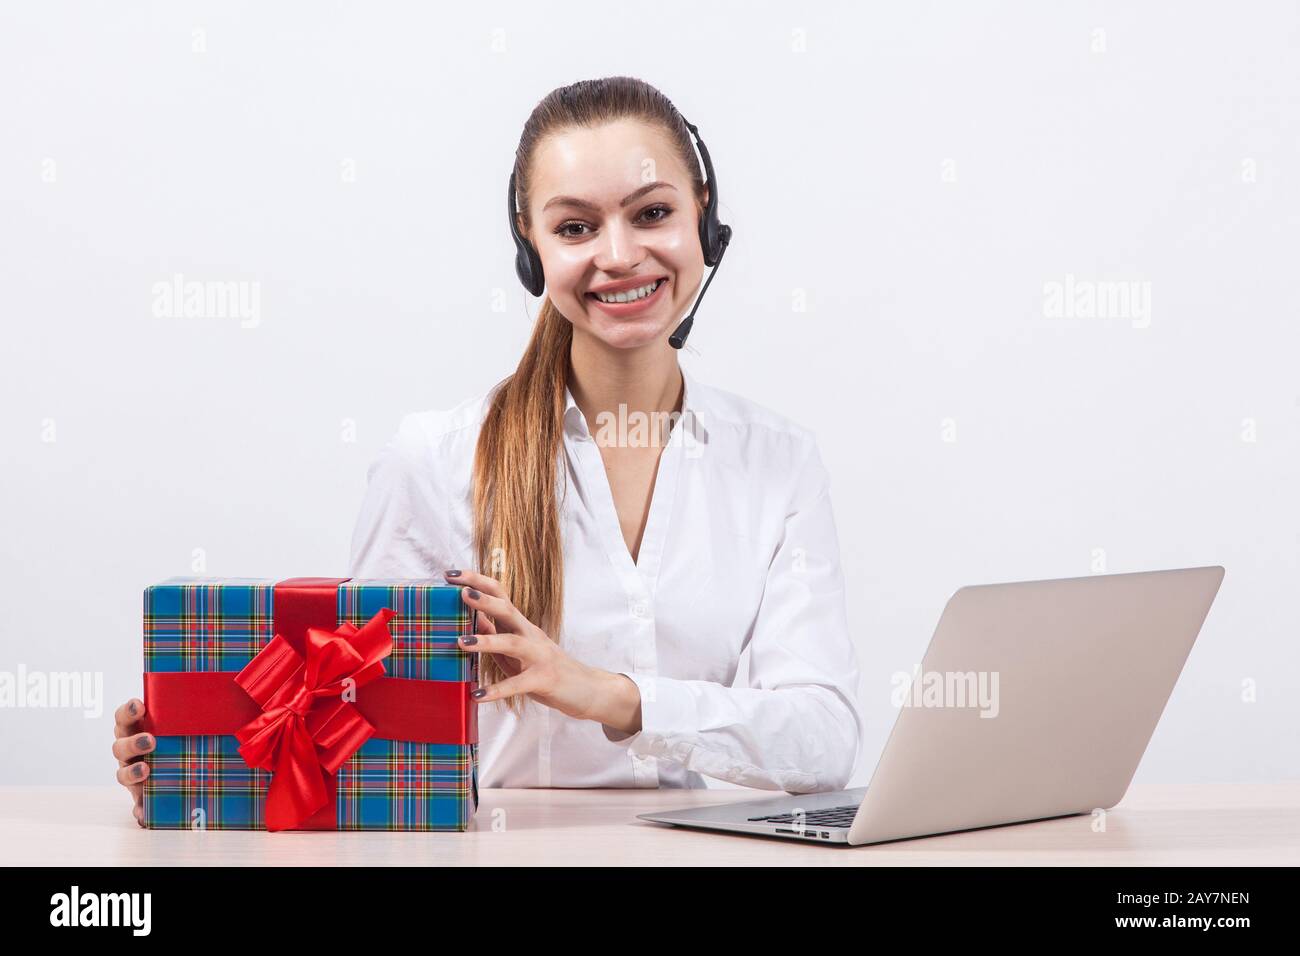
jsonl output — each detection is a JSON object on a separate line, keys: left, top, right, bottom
{"left": 462, "top": 635, "right": 478, "bottom": 646}
{"left": 133, "top": 763, "right": 144, "bottom": 779}
{"left": 137, "top": 735, "right": 152, "bottom": 751}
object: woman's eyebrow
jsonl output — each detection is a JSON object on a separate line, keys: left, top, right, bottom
{"left": 542, "top": 181, "right": 677, "bottom": 214}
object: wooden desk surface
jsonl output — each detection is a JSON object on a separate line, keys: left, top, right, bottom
{"left": 2, "top": 783, "right": 1297, "bottom": 866}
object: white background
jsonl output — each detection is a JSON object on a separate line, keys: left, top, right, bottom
{"left": 1, "top": 1, "right": 1297, "bottom": 787}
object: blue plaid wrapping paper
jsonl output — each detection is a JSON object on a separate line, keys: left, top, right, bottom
{"left": 141, "top": 577, "right": 479, "bottom": 831}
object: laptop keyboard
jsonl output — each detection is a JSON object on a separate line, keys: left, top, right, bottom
{"left": 747, "top": 804, "right": 858, "bottom": 828}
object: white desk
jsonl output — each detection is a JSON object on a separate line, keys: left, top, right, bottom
{"left": 2, "top": 783, "right": 1297, "bottom": 866}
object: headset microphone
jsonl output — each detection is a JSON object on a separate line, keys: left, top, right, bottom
{"left": 509, "top": 114, "right": 732, "bottom": 351}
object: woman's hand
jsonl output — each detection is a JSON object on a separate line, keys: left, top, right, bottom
{"left": 445, "top": 569, "right": 642, "bottom": 734}
{"left": 112, "top": 698, "right": 155, "bottom": 827}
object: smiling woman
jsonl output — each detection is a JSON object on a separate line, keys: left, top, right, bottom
{"left": 518, "top": 126, "right": 707, "bottom": 350}
{"left": 516, "top": 101, "right": 732, "bottom": 348}
{"left": 345, "top": 76, "right": 863, "bottom": 792}
{"left": 480, "top": 78, "right": 720, "bottom": 683}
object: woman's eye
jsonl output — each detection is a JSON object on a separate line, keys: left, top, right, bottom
{"left": 553, "top": 204, "right": 674, "bottom": 240}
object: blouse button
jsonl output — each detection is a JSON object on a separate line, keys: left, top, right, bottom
{"left": 631, "top": 600, "right": 648, "bottom": 618}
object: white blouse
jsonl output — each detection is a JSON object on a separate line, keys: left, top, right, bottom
{"left": 347, "top": 364, "right": 863, "bottom": 793}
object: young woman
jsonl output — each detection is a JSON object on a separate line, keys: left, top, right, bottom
{"left": 113, "top": 76, "right": 862, "bottom": 821}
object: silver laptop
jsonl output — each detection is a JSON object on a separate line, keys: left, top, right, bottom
{"left": 638, "top": 566, "right": 1225, "bottom": 846}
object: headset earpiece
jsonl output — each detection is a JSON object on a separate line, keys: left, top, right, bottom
{"left": 509, "top": 170, "right": 545, "bottom": 297}
{"left": 683, "top": 119, "right": 730, "bottom": 267}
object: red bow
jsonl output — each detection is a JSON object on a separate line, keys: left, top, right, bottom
{"left": 233, "top": 607, "right": 396, "bottom": 831}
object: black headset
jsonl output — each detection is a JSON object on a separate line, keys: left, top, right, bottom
{"left": 508, "top": 116, "right": 732, "bottom": 350}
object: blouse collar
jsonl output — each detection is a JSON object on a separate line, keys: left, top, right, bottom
{"left": 563, "top": 364, "right": 708, "bottom": 449}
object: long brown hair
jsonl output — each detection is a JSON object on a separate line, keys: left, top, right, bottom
{"left": 473, "top": 76, "right": 708, "bottom": 715}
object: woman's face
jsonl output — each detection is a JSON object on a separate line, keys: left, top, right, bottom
{"left": 524, "top": 118, "right": 705, "bottom": 351}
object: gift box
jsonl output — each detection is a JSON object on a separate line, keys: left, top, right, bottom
{"left": 137, "top": 577, "right": 479, "bottom": 831}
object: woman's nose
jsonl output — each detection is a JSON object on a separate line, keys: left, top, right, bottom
{"left": 592, "top": 219, "right": 646, "bottom": 272}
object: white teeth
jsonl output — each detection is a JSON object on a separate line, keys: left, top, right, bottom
{"left": 593, "top": 279, "right": 662, "bottom": 303}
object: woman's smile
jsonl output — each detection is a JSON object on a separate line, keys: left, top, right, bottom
{"left": 584, "top": 276, "right": 669, "bottom": 317}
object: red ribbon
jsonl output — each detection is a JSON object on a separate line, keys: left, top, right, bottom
{"left": 234, "top": 606, "right": 395, "bottom": 831}
{"left": 141, "top": 577, "right": 477, "bottom": 831}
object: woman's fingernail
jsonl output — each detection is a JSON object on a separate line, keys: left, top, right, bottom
{"left": 466, "top": 588, "right": 480, "bottom": 600}
{"left": 471, "top": 688, "right": 486, "bottom": 699}
{"left": 128, "top": 701, "right": 138, "bottom": 717}
{"left": 445, "top": 569, "right": 462, "bottom": 577}
{"left": 461, "top": 634, "right": 478, "bottom": 646}
{"left": 133, "top": 763, "right": 145, "bottom": 779}
{"left": 136, "top": 735, "right": 152, "bottom": 751}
